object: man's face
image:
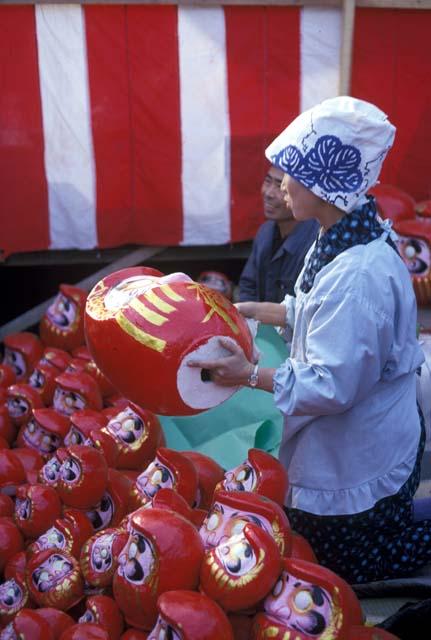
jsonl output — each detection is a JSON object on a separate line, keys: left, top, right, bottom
{"left": 261, "top": 166, "right": 293, "bottom": 222}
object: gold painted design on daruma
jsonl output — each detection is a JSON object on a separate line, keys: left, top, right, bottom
{"left": 319, "top": 586, "right": 343, "bottom": 640}
{"left": 116, "top": 312, "right": 166, "bottom": 353}
{"left": 262, "top": 627, "right": 280, "bottom": 638}
{"left": 207, "top": 548, "right": 266, "bottom": 591}
{"left": 159, "top": 284, "right": 185, "bottom": 302}
{"left": 145, "top": 289, "right": 177, "bottom": 313}
{"left": 187, "top": 284, "right": 240, "bottom": 334}
{"left": 129, "top": 298, "right": 168, "bottom": 326}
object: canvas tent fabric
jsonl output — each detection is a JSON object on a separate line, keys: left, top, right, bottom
{"left": 1, "top": 5, "right": 431, "bottom": 258}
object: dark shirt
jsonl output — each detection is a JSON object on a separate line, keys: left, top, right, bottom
{"left": 239, "top": 219, "right": 319, "bottom": 302}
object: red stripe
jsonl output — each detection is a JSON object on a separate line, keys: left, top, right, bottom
{"left": 352, "top": 8, "right": 431, "bottom": 201}
{"left": 0, "top": 7, "right": 49, "bottom": 259}
{"left": 85, "top": 6, "right": 133, "bottom": 249}
{"left": 226, "top": 6, "right": 300, "bottom": 243}
{"left": 127, "top": 6, "right": 183, "bottom": 245}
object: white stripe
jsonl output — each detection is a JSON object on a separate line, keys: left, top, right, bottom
{"left": 36, "top": 5, "right": 97, "bottom": 249}
{"left": 300, "top": 7, "right": 342, "bottom": 113}
{"left": 178, "top": 7, "right": 231, "bottom": 245}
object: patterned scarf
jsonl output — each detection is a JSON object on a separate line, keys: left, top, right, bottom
{"left": 300, "top": 196, "right": 397, "bottom": 293}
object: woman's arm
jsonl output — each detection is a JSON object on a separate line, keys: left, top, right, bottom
{"left": 235, "top": 301, "right": 286, "bottom": 327}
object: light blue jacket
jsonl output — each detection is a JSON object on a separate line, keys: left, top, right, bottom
{"left": 275, "top": 228, "right": 424, "bottom": 515}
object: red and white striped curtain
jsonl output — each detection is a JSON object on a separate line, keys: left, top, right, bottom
{"left": 1, "top": 5, "right": 430, "bottom": 258}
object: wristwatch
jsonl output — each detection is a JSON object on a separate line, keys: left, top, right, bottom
{"left": 248, "top": 363, "right": 259, "bottom": 388}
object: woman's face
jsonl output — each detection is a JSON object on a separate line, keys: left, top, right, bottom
{"left": 280, "top": 174, "right": 321, "bottom": 222}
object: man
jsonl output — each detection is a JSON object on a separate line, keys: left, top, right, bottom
{"left": 239, "top": 165, "right": 319, "bottom": 302}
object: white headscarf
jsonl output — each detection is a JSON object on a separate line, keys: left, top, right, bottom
{"left": 265, "top": 96, "right": 396, "bottom": 213}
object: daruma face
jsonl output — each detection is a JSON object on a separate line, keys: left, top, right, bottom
{"left": 84, "top": 268, "right": 254, "bottom": 416}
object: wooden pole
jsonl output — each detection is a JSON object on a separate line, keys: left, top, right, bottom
{"left": 339, "top": 0, "right": 356, "bottom": 96}
{"left": 0, "top": 245, "right": 164, "bottom": 341}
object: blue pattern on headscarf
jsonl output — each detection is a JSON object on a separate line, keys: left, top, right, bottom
{"left": 271, "top": 134, "right": 363, "bottom": 193}
{"left": 300, "top": 196, "right": 397, "bottom": 294}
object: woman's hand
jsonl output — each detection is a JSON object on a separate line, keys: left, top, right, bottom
{"left": 187, "top": 338, "right": 253, "bottom": 387}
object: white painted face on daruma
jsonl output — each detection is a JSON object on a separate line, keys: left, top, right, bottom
{"left": 0, "top": 579, "right": 24, "bottom": 613}
{"left": 106, "top": 407, "right": 146, "bottom": 449}
{"left": 20, "top": 419, "right": 61, "bottom": 456}
{"left": 117, "top": 527, "right": 156, "bottom": 586}
{"left": 64, "top": 425, "right": 86, "bottom": 446}
{"left": 6, "top": 395, "right": 29, "bottom": 419}
{"left": 40, "top": 454, "right": 61, "bottom": 486}
{"left": 33, "top": 526, "right": 66, "bottom": 552}
{"left": 46, "top": 293, "right": 78, "bottom": 331}
{"left": 199, "top": 501, "right": 272, "bottom": 550}
{"left": 135, "top": 458, "right": 175, "bottom": 503}
{"left": 147, "top": 615, "right": 183, "bottom": 640}
{"left": 53, "top": 386, "right": 86, "bottom": 416}
{"left": 3, "top": 348, "right": 27, "bottom": 380}
{"left": 86, "top": 492, "right": 114, "bottom": 531}
{"left": 223, "top": 460, "right": 257, "bottom": 493}
{"left": 31, "top": 553, "right": 74, "bottom": 593}
{"left": 264, "top": 571, "right": 335, "bottom": 637}
{"left": 214, "top": 531, "right": 257, "bottom": 577}
{"left": 90, "top": 533, "right": 115, "bottom": 575}
{"left": 397, "top": 235, "right": 431, "bottom": 277}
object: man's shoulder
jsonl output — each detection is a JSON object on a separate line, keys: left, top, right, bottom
{"left": 254, "top": 219, "right": 278, "bottom": 240}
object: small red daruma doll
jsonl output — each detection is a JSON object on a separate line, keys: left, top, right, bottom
{"left": 0, "top": 608, "right": 54, "bottom": 640}
{"left": 78, "top": 595, "right": 124, "bottom": 640}
{"left": 53, "top": 371, "right": 103, "bottom": 417}
{"left": 27, "top": 548, "right": 84, "bottom": 611}
{"left": 129, "top": 447, "right": 197, "bottom": 510}
{"left": 80, "top": 527, "right": 129, "bottom": 589}
{"left": 197, "top": 271, "right": 234, "bottom": 301}
{"left": 0, "top": 575, "right": 32, "bottom": 626}
{"left": 113, "top": 508, "right": 204, "bottom": 630}
{"left": 39, "top": 284, "right": 87, "bottom": 352}
{"left": 17, "top": 409, "right": 69, "bottom": 460}
{"left": 147, "top": 590, "right": 234, "bottom": 640}
{"left": 6, "top": 384, "right": 44, "bottom": 428}
{"left": 56, "top": 445, "right": 108, "bottom": 510}
{"left": 84, "top": 267, "right": 254, "bottom": 416}
{"left": 85, "top": 469, "right": 132, "bottom": 532}
{"left": 64, "top": 409, "right": 107, "bottom": 447}
{"left": 14, "top": 483, "right": 62, "bottom": 539}
{"left": 199, "top": 489, "right": 292, "bottom": 558}
{"left": 200, "top": 523, "right": 283, "bottom": 612}
{"left": 2, "top": 332, "right": 44, "bottom": 382}
{"left": 27, "top": 508, "right": 94, "bottom": 559}
{"left": 0, "top": 364, "right": 16, "bottom": 389}
{"left": 28, "top": 362, "right": 59, "bottom": 405}
{"left": 218, "top": 448, "right": 289, "bottom": 506}
{"left": 101, "top": 403, "right": 164, "bottom": 471}
{"left": 252, "top": 557, "right": 363, "bottom": 640}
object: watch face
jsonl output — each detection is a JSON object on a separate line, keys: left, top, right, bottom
{"left": 249, "top": 366, "right": 258, "bottom": 387}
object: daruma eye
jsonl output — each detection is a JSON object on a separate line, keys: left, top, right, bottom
{"left": 206, "top": 513, "right": 220, "bottom": 531}
{"left": 294, "top": 589, "right": 313, "bottom": 612}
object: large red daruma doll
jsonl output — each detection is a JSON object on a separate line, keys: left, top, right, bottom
{"left": 85, "top": 268, "right": 254, "bottom": 416}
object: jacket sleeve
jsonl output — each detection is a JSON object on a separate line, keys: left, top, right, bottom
{"left": 274, "top": 287, "right": 393, "bottom": 417}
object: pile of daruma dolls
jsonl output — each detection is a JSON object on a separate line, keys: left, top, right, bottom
{"left": 0, "top": 275, "right": 399, "bottom": 640}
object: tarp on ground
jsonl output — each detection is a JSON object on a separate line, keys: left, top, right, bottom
{"left": 159, "top": 323, "right": 288, "bottom": 469}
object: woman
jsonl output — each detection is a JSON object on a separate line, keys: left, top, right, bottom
{"left": 189, "top": 96, "right": 430, "bottom": 584}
